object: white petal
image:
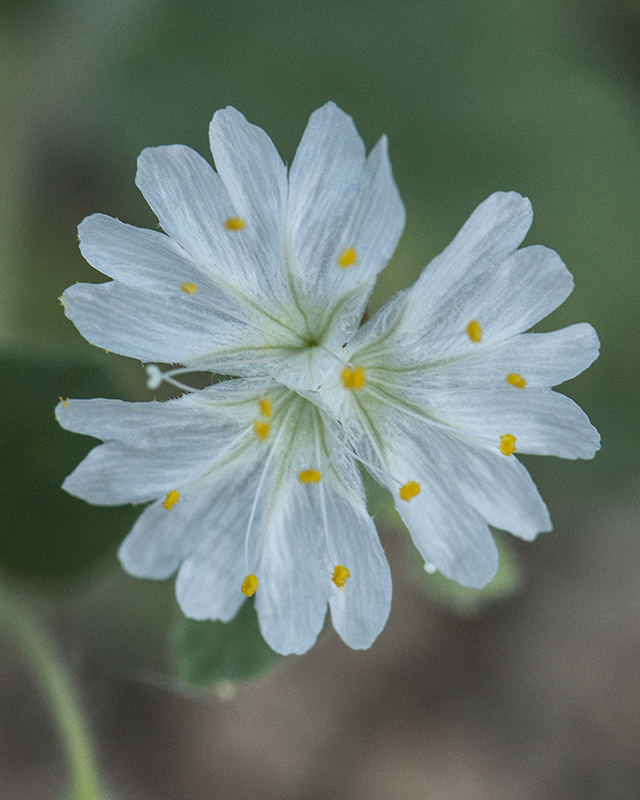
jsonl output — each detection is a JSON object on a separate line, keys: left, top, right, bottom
{"left": 62, "top": 441, "right": 208, "bottom": 506}
{"left": 118, "top": 499, "right": 189, "bottom": 579}
{"left": 422, "top": 430, "right": 551, "bottom": 541}
{"left": 58, "top": 388, "right": 266, "bottom": 506}
{"left": 173, "top": 461, "right": 266, "bottom": 623}
{"left": 252, "top": 402, "right": 330, "bottom": 655}
{"left": 57, "top": 395, "right": 238, "bottom": 442}
{"left": 350, "top": 394, "right": 552, "bottom": 542}
{"left": 287, "top": 104, "right": 404, "bottom": 326}
{"left": 253, "top": 486, "right": 329, "bottom": 655}
{"left": 287, "top": 102, "right": 366, "bottom": 285}
{"left": 323, "top": 440, "right": 392, "bottom": 650}
{"left": 208, "top": 107, "right": 288, "bottom": 287}
{"left": 387, "top": 445, "right": 499, "bottom": 588}
{"left": 423, "top": 387, "right": 600, "bottom": 459}
{"left": 250, "top": 399, "right": 391, "bottom": 654}
{"left": 119, "top": 452, "right": 258, "bottom": 593}
{"left": 136, "top": 145, "right": 289, "bottom": 303}
{"left": 413, "top": 191, "right": 534, "bottom": 297}
{"left": 398, "top": 323, "right": 600, "bottom": 390}
{"left": 135, "top": 145, "right": 232, "bottom": 268}
{"left": 347, "top": 193, "right": 573, "bottom": 366}
{"left": 79, "top": 213, "right": 205, "bottom": 288}
{"left": 313, "top": 136, "right": 406, "bottom": 352}
{"left": 62, "top": 276, "right": 301, "bottom": 373}
{"left": 333, "top": 394, "right": 498, "bottom": 588}
{"left": 334, "top": 136, "right": 406, "bottom": 288}
{"left": 353, "top": 246, "right": 572, "bottom": 368}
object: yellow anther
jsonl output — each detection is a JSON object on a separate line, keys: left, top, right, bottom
{"left": 241, "top": 574, "right": 259, "bottom": 597}
{"left": 58, "top": 397, "right": 69, "bottom": 409}
{"left": 467, "top": 319, "right": 482, "bottom": 343}
{"left": 506, "top": 373, "right": 527, "bottom": 389}
{"left": 162, "top": 490, "right": 180, "bottom": 509}
{"left": 337, "top": 247, "right": 358, "bottom": 268}
{"left": 399, "top": 481, "right": 421, "bottom": 501}
{"left": 225, "top": 216, "right": 246, "bottom": 231}
{"left": 259, "top": 398, "right": 272, "bottom": 418}
{"left": 253, "top": 420, "right": 271, "bottom": 441}
{"left": 341, "top": 366, "right": 366, "bottom": 390}
{"left": 299, "top": 469, "right": 322, "bottom": 484}
{"left": 332, "top": 564, "right": 351, "bottom": 590}
{"left": 180, "top": 282, "right": 198, "bottom": 294}
{"left": 500, "top": 434, "right": 517, "bottom": 456}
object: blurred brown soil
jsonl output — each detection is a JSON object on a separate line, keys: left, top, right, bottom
{"left": 1, "top": 491, "right": 639, "bottom": 800}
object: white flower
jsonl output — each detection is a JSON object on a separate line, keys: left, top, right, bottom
{"left": 57, "top": 100, "right": 600, "bottom": 654}
{"left": 56, "top": 380, "right": 391, "bottom": 655}
{"left": 60, "top": 102, "right": 404, "bottom": 391}
{"left": 312, "top": 191, "right": 600, "bottom": 588}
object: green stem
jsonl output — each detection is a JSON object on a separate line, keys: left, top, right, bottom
{"left": 0, "top": 583, "right": 107, "bottom": 800}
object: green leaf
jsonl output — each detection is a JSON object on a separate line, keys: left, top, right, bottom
{"left": 408, "top": 532, "right": 523, "bottom": 616}
{"left": 173, "top": 600, "right": 286, "bottom": 687}
{"left": 0, "top": 344, "right": 138, "bottom": 582}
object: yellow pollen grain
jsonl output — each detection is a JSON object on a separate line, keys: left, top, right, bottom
{"left": 467, "top": 319, "right": 482, "bottom": 343}
{"left": 500, "top": 434, "right": 517, "bottom": 456}
{"left": 259, "top": 398, "right": 272, "bottom": 418}
{"left": 332, "top": 565, "right": 351, "bottom": 590}
{"left": 399, "top": 481, "right": 421, "bottom": 501}
{"left": 162, "top": 490, "right": 180, "bottom": 509}
{"left": 180, "top": 282, "right": 198, "bottom": 295}
{"left": 299, "top": 469, "right": 322, "bottom": 484}
{"left": 225, "top": 216, "right": 246, "bottom": 231}
{"left": 506, "top": 373, "right": 527, "bottom": 389}
{"left": 337, "top": 247, "right": 358, "bottom": 268}
{"left": 341, "top": 366, "right": 366, "bottom": 390}
{"left": 253, "top": 420, "right": 271, "bottom": 441}
{"left": 59, "top": 397, "right": 69, "bottom": 409}
{"left": 241, "top": 574, "right": 258, "bottom": 597}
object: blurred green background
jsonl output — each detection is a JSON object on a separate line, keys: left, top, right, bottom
{"left": 1, "top": 1, "right": 639, "bottom": 798}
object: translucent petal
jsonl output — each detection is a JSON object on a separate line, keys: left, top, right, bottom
{"left": 287, "top": 102, "right": 366, "bottom": 286}
{"left": 392, "top": 323, "right": 600, "bottom": 390}
{"left": 174, "top": 461, "right": 268, "bottom": 623}
{"left": 323, "top": 439, "right": 392, "bottom": 649}
{"left": 63, "top": 277, "right": 301, "bottom": 373}
{"left": 347, "top": 193, "right": 573, "bottom": 366}
{"left": 388, "top": 451, "right": 499, "bottom": 589}
{"left": 422, "top": 387, "right": 601, "bottom": 459}
{"left": 287, "top": 103, "right": 405, "bottom": 340}
{"left": 209, "top": 106, "right": 288, "bottom": 291}
{"left": 118, "top": 500, "right": 189, "bottom": 579}
{"left": 58, "top": 388, "right": 268, "bottom": 506}
{"left": 136, "top": 144, "right": 288, "bottom": 302}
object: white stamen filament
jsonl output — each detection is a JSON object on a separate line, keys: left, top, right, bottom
{"left": 313, "top": 411, "right": 335, "bottom": 567}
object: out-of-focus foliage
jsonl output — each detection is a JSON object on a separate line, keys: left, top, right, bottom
{"left": 174, "top": 600, "right": 286, "bottom": 686}
{"left": 0, "top": 346, "right": 137, "bottom": 581}
{"left": 408, "top": 533, "right": 523, "bottom": 616}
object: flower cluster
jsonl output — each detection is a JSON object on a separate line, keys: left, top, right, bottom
{"left": 57, "top": 103, "right": 600, "bottom": 655}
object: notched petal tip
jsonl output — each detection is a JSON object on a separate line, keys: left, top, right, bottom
{"left": 308, "top": 100, "right": 354, "bottom": 127}
{"left": 476, "top": 190, "right": 534, "bottom": 237}
{"left": 584, "top": 422, "right": 602, "bottom": 458}
{"left": 209, "top": 106, "right": 259, "bottom": 141}
{"left": 488, "top": 189, "right": 531, "bottom": 212}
